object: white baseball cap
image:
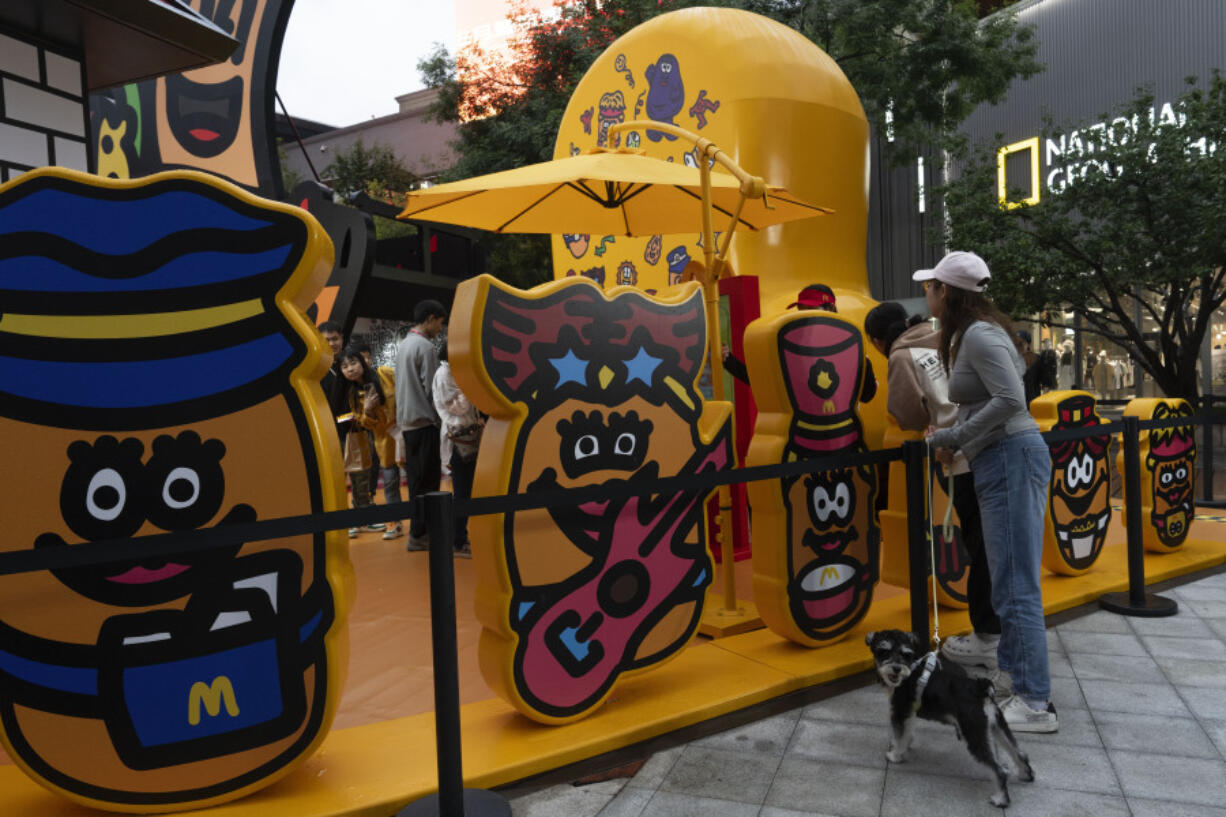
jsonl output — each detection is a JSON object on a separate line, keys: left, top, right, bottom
{"left": 912, "top": 251, "right": 991, "bottom": 292}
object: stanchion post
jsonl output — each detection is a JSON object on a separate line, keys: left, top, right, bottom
{"left": 902, "top": 440, "right": 929, "bottom": 638}
{"left": 398, "top": 492, "right": 510, "bottom": 817}
{"left": 1100, "top": 416, "right": 1178, "bottom": 618}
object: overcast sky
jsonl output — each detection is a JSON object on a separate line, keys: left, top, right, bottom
{"left": 277, "top": 1, "right": 457, "bottom": 128}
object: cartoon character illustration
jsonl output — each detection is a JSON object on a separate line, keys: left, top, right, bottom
{"left": 614, "top": 53, "right": 635, "bottom": 87}
{"left": 688, "top": 90, "right": 720, "bottom": 129}
{"left": 579, "top": 107, "right": 594, "bottom": 135}
{"left": 596, "top": 90, "right": 626, "bottom": 147}
{"left": 291, "top": 180, "right": 375, "bottom": 326}
{"left": 91, "top": 91, "right": 140, "bottom": 180}
{"left": 1121, "top": 400, "right": 1197, "bottom": 551}
{"left": 563, "top": 233, "right": 590, "bottom": 258}
{"left": 643, "top": 235, "right": 662, "bottom": 266}
{"left": 88, "top": 0, "right": 294, "bottom": 198}
{"left": 594, "top": 235, "right": 615, "bottom": 257}
{"left": 644, "top": 54, "right": 684, "bottom": 141}
{"left": 747, "top": 314, "right": 880, "bottom": 646}
{"left": 666, "top": 246, "right": 690, "bottom": 285}
{"left": 1034, "top": 392, "right": 1112, "bottom": 574}
{"left": 577, "top": 266, "right": 606, "bottom": 286}
{"left": 0, "top": 168, "right": 348, "bottom": 810}
{"left": 450, "top": 277, "right": 732, "bottom": 723}
{"left": 616, "top": 260, "right": 638, "bottom": 286}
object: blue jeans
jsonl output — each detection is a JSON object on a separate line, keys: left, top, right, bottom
{"left": 971, "top": 429, "right": 1051, "bottom": 701}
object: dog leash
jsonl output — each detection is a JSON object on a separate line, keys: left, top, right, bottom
{"left": 923, "top": 440, "right": 956, "bottom": 650}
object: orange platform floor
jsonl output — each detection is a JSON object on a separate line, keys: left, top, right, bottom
{"left": 3, "top": 506, "right": 1226, "bottom": 816}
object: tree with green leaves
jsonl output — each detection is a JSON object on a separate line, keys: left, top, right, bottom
{"left": 942, "top": 74, "right": 1226, "bottom": 403}
{"left": 418, "top": 0, "right": 1041, "bottom": 285}
{"left": 321, "top": 137, "right": 417, "bottom": 200}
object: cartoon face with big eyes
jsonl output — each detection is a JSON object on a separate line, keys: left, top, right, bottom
{"left": 1150, "top": 455, "right": 1194, "bottom": 546}
{"left": 1050, "top": 434, "right": 1111, "bottom": 570}
{"left": 785, "top": 461, "right": 878, "bottom": 640}
{"left": 563, "top": 233, "right": 590, "bottom": 258}
{"left": 456, "top": 276, "right": 731, "bottom": 723}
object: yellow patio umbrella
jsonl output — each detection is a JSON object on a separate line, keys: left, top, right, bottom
{"left": 399, "top": 124, "right": 831, "bottom": 634}
{"left": 397, "top": 146, "right": 829, "bottom": 236}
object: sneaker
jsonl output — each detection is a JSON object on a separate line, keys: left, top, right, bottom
{"left": 405, "top": 534, "right": 429, "bottom": 552}
{"left": 348, "top": 527, "right": 359, "bottom": 539}
{"left": 941, "top": 632, "right": 1000, "bottom": 669}
{"left": 963, "top": 665, "right": 1011, "bottom": 698}
{"left": 381, "top": 523, "right": 403, "bottom": 540}
{"left": 454, "top": 544, "right": 472, "bottom": 559}
{"left": 1000, "top": 695, "right": 1058, "bottom": 733}
{"left": 362, "top": 523, "right": 386, "bottom": 532}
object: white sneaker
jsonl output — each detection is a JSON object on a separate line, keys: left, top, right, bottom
{"left": 1000, "top": 695, "right": 1058, "bottom": 733}
{"left": 941, "top": 632, "right": 999, "bottom": 669}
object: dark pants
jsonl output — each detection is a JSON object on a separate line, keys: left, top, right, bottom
{"left": 953, "top": 471, "right": 1000, "bottom": 635}
{"left": 402, "top": 425, "right": 441, "bottom": 538}
{"left": 449, "top": 448, "right": 476, "bottom": 547}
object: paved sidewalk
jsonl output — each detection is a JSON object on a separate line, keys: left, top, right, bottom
{"left": 507, "top": 569, "right": 1226, "bottom": 816}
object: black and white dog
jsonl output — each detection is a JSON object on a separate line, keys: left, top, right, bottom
{"left": 866, "top": 629, "right": 1034, "bottom": 807}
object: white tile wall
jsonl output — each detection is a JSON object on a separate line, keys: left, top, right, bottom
{"left": 0, "top": 34, "right": 88, "bottom": 180}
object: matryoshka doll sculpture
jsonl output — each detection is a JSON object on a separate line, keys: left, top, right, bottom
{"left": 1118, "top": 399, "right": 1197, "bottom": 552}
{"left": 1032, "top": 392, "right": 1113, "bottom": 575}
{"left": 746, "top": 312, "right": 879, "bottom": 646}
{"left": 0, "top": 168, "right": 351, "bottom": 811}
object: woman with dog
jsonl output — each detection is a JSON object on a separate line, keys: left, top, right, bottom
{"left": 862, "top": 302, "right": 1001, "bottom": 675}
{"left": 916, "top": 251, "right": 1057, "bottom": 733}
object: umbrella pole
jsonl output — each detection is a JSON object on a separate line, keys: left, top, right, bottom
{"left": 697, "top": 156, "right": 761, "bottom": 637}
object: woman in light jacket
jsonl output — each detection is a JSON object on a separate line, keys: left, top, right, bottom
{"left": 863, "top": 303, "right": 1000, "bottom": 672}
{"left": 917, "top": 251, "right": 1057, "bottom": 734}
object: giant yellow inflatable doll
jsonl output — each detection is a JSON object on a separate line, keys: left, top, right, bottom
{"left": 0, "top": 168, "right": 351, "bottom": 811}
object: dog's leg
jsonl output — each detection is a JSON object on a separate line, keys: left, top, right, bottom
{"left": 992, "top": 705, "right": 1035, "bottom": 782}
{"left": 963, "top": 705, "right": 1011, "bottom": 808}
{"left": 887, "top": 711, "right": 914, "bottom": 763}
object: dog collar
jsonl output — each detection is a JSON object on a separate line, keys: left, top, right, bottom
{"left": 911, "top": 651, "right": 939, "bottom": 711}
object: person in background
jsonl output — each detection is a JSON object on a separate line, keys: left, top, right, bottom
{"left": 1017, "top": 329, "right": 1057, "bottom": 404}
{"left": 336, "top": 346, "right": 404, "bottom": 540}
{"left": 318, "top": 320, "right": 346, "bottom": 415}
{"left": 918, "top": 251, "right": 1057, "bottom": 734}
{"left": 395, "top": 300, "right": 447, "bottom": 550}
{"left": 721, "top": 283, "right": 877, "bottom": 402}
{"left": 350, "top": 335, "right": 384, "bottom": 499}
{"left": 433, "top": 345, "right": 483, "bottom": 558}
{"left": 863, "top": 302, "right": 1001, "bottom": 678}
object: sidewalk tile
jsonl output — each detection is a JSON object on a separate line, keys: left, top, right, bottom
{"left": 1109, "top": 750, "right": 1226, "bottom": 807}
{"left": 1093, "top": 710, "right": 1219, "bottom": 757}
{"left": 638, "top": 791, "right": 759, "bottom": 817}
{"left": 1160, "top": 658, "right": 1226, "bottom": 690}
{"left": 1178, "top": 598, "right": 1226, "bottom": 618}
{"left": 1048, "top": 649, "right": 1076, "bottom": 678}
{"left": 1023, "top": 740, "right": 1120, "bottom": 795}
{"left": 1129, "top": 615, "right": 1215, "bottom": 639}
{"left": 1051, "top": 675, "right": 1088, "bottom": 711}
{"left": 658, "top": 745, "right": 778, "bottom": 805}
{"left": 1047, "top": 629, "right": 1065, "bottom": 653}
{"left": 1201, "top": 718, "right": 1226, "bottom": 758}
{"left": 879, "top": 767, "right": 1003, "bottom": 817}
{"left": 1129, "top": 797, "right": 1226, "bottom": 817}
{"left": 765, "top": 756, "right": 884, "bottom": 817}
{"left": 1079, "top": 679, "right": 1192, "bottom": 717}
{"left": 787, "top": 716, "right": 888, "bottom": 769}
{"left": 1174, "top": 583, "right": 1226, "bottom": 602}
{"left": 1070, "top": 652, "right": 1167, "bottom": 684}
{"left": 801, "top": 684, "right": 886, "bottom": 726}
{"left": 1179, "top": 686, "right": 1226, "bottom": 721}
{"left": 511, "top": 782, "right": 618, "bottom": 817}
{"left": 596, "top": 787, "right": 652, "bottom": 817}
{"left": 626, "top": 746, "right": 683, "bottom": 790}
{"left": 1207, "top": 618, "right": 1226, "bottom": 642}
{"left": 1143, "top": 635, "right": 1226, "bottom": 661}
{"left": 1002, "top": 787, "right": 1128, "bottom": 817}
{"left": 1058, "top": 610, "right": 1133, "bottom": 634}
{"left": 692, "top": 709, "right": 800, "bottom": 757}
{"left": 760, "top": 808, "right": 840, "bottom": 817}
{"left": 1060, "top": 630, "right": 1148, "bottom": 657}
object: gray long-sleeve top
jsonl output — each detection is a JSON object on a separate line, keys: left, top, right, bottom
{"left": 927, "top": 320, "right": 1038, "bottom": 463}
{"left": 395, "top": 330, "right": 441, "bottom": 429}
